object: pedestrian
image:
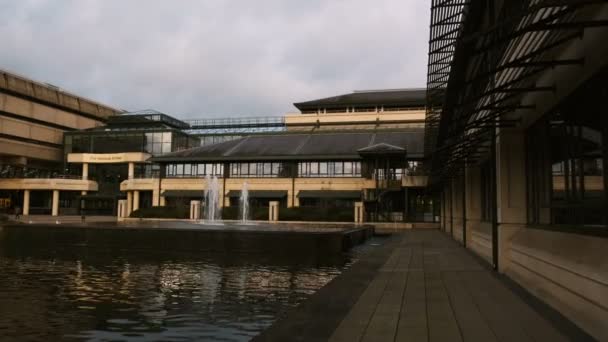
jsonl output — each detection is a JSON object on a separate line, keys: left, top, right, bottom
{"left": 14, "top": 206, "right": 21, "bottom": 220}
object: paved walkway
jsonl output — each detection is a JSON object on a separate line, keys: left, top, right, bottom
{"left": 329, "top": 230, "right": 571, "bottom": 342}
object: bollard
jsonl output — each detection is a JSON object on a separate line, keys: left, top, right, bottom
{"left": 268, "top": 201, "right": 279, "bottom": 222}
{"left": 190, "top": 200, "right": 201, "bottom": 220}
{"left": 354, "top": 202, "right": 364, "bottom": 223}
{"left": 117, "top": 199, "right": 128, "bottom": 221}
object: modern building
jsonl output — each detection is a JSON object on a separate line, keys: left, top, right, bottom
{"left": 0, "top": 79, "right": 434, "bottom": 219}
{"left": 0, "top": 69, "right": 123, "bottom": 213}
{"left": 64, "top": 110, "right": 200, "bottom": 214}
{"left": 120, "top": 89, "right": 435, "bottom": 222}
{"left": 426, "top": 1, "right": 608, "bottom": 340}
{"left": 186, "top": 89, "right": 426, "bottom": 146}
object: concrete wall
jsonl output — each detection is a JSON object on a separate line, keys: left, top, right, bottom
{"left": 124, "top": 177, "right": 380, "bottom": 209}
{"left": 441, "top": 127, "right": 608, "bottom": 340}
{"left": 0, "top": 178, "right": 97, "bottom": 191}
{"left": 0, "top": 137, "right": 62, "bottom": 161}
{"left": 0, "top": 69, "right": 121, "bottom": 120}
{"left": 120, "top": 176, "right": 427, "bottom": 214}
{"left": 284, "top": 109, "right": 425, "bottom": 130}
{"left": 435, "top": 7, "right": 608, "bottom": 339}
{"left": 0, "top": 70, "right": 122, "bottom": 163}
{"left": 507, "top": 229, "right": 608, "bottom": 341}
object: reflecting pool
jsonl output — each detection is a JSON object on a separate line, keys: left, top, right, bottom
{"left": 0, "top": 231, "right": 381, "bottom": 341}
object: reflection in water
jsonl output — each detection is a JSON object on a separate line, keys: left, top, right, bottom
{"left": 0, "top": 235, "right": 379, "bottom": 341}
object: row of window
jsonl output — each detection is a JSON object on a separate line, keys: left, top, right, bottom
{"left": 230, "top": 162, "right": 289, "bottom": 178}
{"left": 165, "top": 163, "right": 224, "bottom": 177}
{"left": 298, "top": 162, "right": 362, "bottom": 177}
{"left": 161, "top": 161, "right": 427, "bottom": 179}
{"left": 527, "top": 108, "right": 607, "bottom": 226}
{"left": 65, "top": 131, "right": 199, "bottom": 156}
{"left": 163, "top": 161, "right": 365, "bottom": 178}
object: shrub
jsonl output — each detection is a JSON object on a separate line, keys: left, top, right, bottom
{"left": 222, "top": 206, "right": 268, "bottom": 220}
{"left": 279, "top": 207, "right": 353, "bottom": 222}
{"left": 130, "top": 206, "right": 189, "bottom": 219}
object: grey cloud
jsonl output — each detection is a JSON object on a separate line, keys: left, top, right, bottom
{"left": 0, "top": 0, "right": 429, "bottom": 118}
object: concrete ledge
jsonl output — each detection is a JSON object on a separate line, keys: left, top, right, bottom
{"left": 252, "top": 235, "right": 400, "bottom": 341}
{"left": 469, "top": 228, "right": 492, "bottom": 265}
{"left": 1, "top": 222, "right": 374, "bottom": 254}
{"left": 0, "top": 178, "right": 98, "bottom": 191}
{"left": 507, "top": 228, "right": 608, "bottom": 341}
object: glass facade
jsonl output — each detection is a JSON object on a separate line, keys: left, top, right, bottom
{"left": 65, "top": 130, "right": 199, "bottom": 156}
{"left": 527, "top": 108, "right": 607, "bottom": 226}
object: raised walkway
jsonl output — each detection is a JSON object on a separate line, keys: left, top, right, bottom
{"left": 255, "top": 230, "right": 590, "bottom": 342}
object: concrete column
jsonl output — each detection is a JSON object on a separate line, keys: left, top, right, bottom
{"left": 153, "top": 189, "right": 160, "bottom": 206}
{"left": 287, "top": 190, "right": 294, "bottom": 208}
{"left": 82, "top": 163, "right": 89, "bottom": 180}
{"left": 128, "top": 162, "right": 135, "bottom": 179}
{"left": 133, "top": 190, "right": 140, "bottom": 211}
{"left": 190, "top": 200, "right": 201, "bottom": 220}
{"left": 495, "top": 128, "right": 527, "bottom": 273}
{"left": 126, "top": 191, "right": 133, "bottom": 217}
{"left": 159, "top": 196, "right": 166, "bottom": 207}
{"left": 269, "top": 201, "right": 279, "bottom": 222}
{"left": 51, "top": 190, "right": 59, "bottom": 216}
{"left": 117, "top": 199, "right": 127, "bottom": 220}
{"left": 23, "top": 190, "right": 30, "bottom": 216}
{"left": 294, "top": 195, "right": 300, "bottom": 207}
{"left": 354, "top": 201, "right": 364, "bottom": 223}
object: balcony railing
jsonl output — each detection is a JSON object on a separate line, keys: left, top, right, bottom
{"left": 0, "top": 173, "right": 83, "bottom": 180}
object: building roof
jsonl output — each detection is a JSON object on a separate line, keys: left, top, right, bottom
{"left": 358, "top": 143, "right": 406, "bottom": 154}
{"left": 152, "top": 129, "right": 424, "bottom": 162}
{"left": 0, "top": 68, "right": 124, "bottom": 120}
{"left": 106, "top": 110, "right": 190, "bottom": 129}
{"left": 293, "top": 88, "right": 426, "bottom": 111}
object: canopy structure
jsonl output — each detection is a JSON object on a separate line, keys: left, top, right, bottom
{"left": 424, "top": 0, "right": 608, "bottom": 184}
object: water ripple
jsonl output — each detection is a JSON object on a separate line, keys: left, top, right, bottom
{"left": 0, "top": 236, "right": 386, "bottom": 341}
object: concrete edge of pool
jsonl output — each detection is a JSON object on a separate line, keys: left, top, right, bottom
{"left": 0, "top": 221, "right": 376, "bottom": 254}
{"left": 251, "top": 233, "right": 401, "bottom": 342}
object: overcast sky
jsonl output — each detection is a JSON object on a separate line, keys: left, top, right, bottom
{"left": 0, "top": 0, "right": 430, "bottom": 119}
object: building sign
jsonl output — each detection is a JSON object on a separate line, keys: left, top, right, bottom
{"left": 67, "top": 153, "right": 151, "bottom": 164}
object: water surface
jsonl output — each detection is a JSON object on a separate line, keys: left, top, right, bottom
{"left": 0, "top": 230, "right": 381, "bottom": 341}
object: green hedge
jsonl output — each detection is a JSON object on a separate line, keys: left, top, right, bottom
{"left": 130, "top": 206, "right": 189, "bottom": 219}
{"left": 222, "top": 206, "right": 268, "bottom": 220}
{"left": 279, "top": 207, "right": 354, "bottom": 222}
{"left": 129, "top": 205, "right": 354, "bottom": 222}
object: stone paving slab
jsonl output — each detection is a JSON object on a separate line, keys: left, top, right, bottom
{"left": 255, "top": 230, "right": 591, "bottom": 342}
{"left": 330, "top": 230, "right": 573, "bottom": 342}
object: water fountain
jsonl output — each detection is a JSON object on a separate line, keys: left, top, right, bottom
{"left": 239, "top": 182, "right": 250, "bottom": 223}
{"left": 203, "top": 174, "right": 221, "bottom": 222}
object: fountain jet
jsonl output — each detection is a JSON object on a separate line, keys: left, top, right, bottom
{"left": 239, "top": 182, "right": 250, "bottom": 223}
{"left": 204, "top": 175, "right": 221, "bottom": 222}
